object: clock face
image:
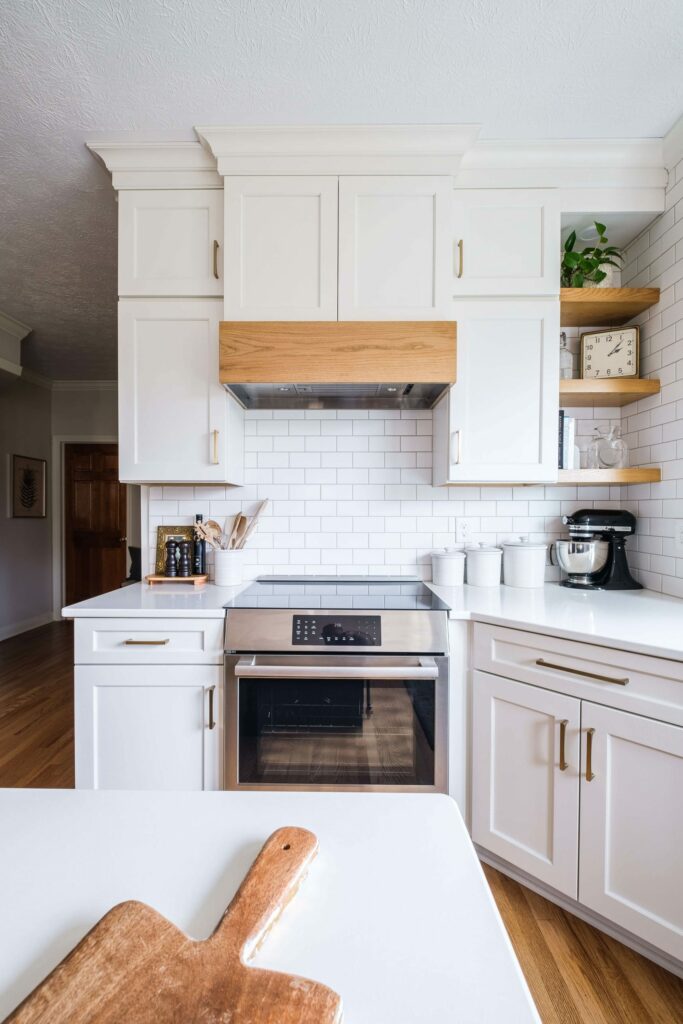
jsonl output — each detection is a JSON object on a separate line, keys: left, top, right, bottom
{"left": 581, "top": 328, "right": 639, "bottom": 379}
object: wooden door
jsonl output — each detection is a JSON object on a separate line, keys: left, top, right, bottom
{"left": 117, "top": 299, "right": 243, "bottom": 484}
{"left": 64, "top": 444, "right": 127, "bottom": 605}
{"left": 223, "top": 176, "right": 338, "bottom": 320}
{"left": 432, "top": 300, "right": 560, "bottom": 484}
{"left": 118, "top": 189, "right": 224, "bottom": 297}
{"left": 472, "top": 670, "right": 581, "bottom": 898}
{"left": 75, "top": 665, "right": 222, "bottom": 790}
{"left": 579, "top": 702, "right": 683, "bottom": 960}
{"left": 338, "top": 176, "right": 452, "bottom": 319}
{"left": 452, "top": 189, "right": 560, "bottom": 296}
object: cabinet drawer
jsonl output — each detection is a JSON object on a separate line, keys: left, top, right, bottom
{"left": 473, "top": 624, "right": 683, "bottom": 726}
{"left": 75, "top": 618, "right": 224, "bottom": 665}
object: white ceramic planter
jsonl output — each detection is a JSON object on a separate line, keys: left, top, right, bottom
{"left": 432, "top": 548, "right": 465, "bottom": 587}
{"left": 213, "top": 549, "right": 244, "bottom": 586}
{"left": 466, "top": 545, "right": 502, "bottom": 587}
{"left": 502, "top": 538, "right": 547, "bottom": 588}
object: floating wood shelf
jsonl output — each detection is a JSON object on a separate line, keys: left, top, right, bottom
{"left": 557, "top": 468, "right": 661, "bottom": 485}
{"left": 559, "top": 378, "right": 660, "bottom": 408}
{"left": 560, "top": 287, "right": 660, "bottom": 328}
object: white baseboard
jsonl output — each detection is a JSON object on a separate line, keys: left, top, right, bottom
{"left": 478, "top": 847, "right": 683, "bottom": 980}
{"left": 0, "top": 612, "right": 55, "bottom": 643}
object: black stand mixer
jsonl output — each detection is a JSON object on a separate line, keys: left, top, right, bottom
{"left": 555, "top": 509, "right": 642, "bottom": 591}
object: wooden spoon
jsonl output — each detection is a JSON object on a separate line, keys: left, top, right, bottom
{"left": 7, "top": 827, "right": 342, "bottom": 1024}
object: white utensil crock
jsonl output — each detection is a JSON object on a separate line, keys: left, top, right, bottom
{"left": 466, "top": 545, "right": 502, "bottom": 587}
{"left": 213, "top": 549, "right": 244, "bottom": 586}
{"left": 432, "top": 548, "right": 465, "bottom": 587}
{"left": 502, "top": 538, "right": 547, "bottom": 588}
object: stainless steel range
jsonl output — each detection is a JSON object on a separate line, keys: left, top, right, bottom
{"left": 223, "top": 576, "right": 449, "bottom": 793}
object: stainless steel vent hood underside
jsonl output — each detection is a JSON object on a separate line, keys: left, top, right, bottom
{"left": 219, "top": 321, "right": 457, "bottom": 411}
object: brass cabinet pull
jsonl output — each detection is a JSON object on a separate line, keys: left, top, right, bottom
{"left": 559, "top": 719, "right": 569, "bottom": 771}
{"left": 585, "top": 727, "right": 595, "bottom": 781}
{"left": 212, "top": 429, "right": 219, "bottom": 465}
{"left": 536, "top": 658, "right": 628, "bottom": 686}
{"left": 450, "top": 430, "right": 462, "bottom": 465}
{"left": 124, "top": 638, "right": 170, "bottom": 646}
{"left": 456, "top": 239, "right": 464, "bottom": 278}
{"left": 213, "top": 239, "right": 220, "bottom": 279}
{"left": 208, "top": 685, "right": 216, "bottom": 730}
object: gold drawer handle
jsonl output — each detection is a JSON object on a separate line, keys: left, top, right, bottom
{"left": 559, "top": 719, "right": 569, "bottom": 771}
{"left": 212, "top": 429, "right": 220, "bottom": 465}
{"left": 124, "top": 638, "right": 170, "bottom": 646}
{"left": 213, "top": 239, "right": 220, "bottom": 279}
{"left": 208, "top": 685, "right": 216, "bottom": 730}
{"left": 455, "top": 239, "right": 464, "bottom": 278}
{"left": 536, "top": 658, "right": 628, "bottom": 686}
{"left": 586, "top": 727, "right": 595, "bottom": 782}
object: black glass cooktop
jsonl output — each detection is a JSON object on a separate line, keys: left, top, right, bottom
{"left": 224, "top": 575, "right": 449, "bottom": 612}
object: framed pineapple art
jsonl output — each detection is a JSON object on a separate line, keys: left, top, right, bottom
{"left": 11, "top": 454, "right": 47, "bottom": 518}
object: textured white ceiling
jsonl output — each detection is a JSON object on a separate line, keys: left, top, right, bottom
{"left": 1, "top": 0, "right": 682, "bottom": 378}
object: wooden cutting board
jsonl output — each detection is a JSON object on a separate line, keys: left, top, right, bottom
{"left": 6, "top": 827, "right": 342, "bottom": 1024}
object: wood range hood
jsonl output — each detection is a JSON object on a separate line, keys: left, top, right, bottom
{"left": 219, "top": 321, "right": 456, "bottom": 410}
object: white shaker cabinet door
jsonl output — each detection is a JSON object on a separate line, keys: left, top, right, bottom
{"left": 118, "top": 190, "right": 224, "bottom": 296}
{"left": 338, "top": 176, "right": 452, "bottom": 319}
{"left": 433, "top": 300, "right": 559, "bottom": 484}
{"left": 472, "top": 671, "right": 581, "bottom": 899}
{"left": 75, "top": 665, "right": 222, "bottom": 791}
{"left": 452, "top": 189, "right": 560, "bottom": 296}
{"left": 224, "top": 176, "right": 338, "bottom": 320}
{"left": 118, "top": 299, "right": 243, "bottom": 484}
{"left": 579, "top": 702, "right": 683, "bottom": 961}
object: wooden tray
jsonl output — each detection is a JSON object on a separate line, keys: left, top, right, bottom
{"left": 145, "top": 574, "right": 208, "bottom": 587}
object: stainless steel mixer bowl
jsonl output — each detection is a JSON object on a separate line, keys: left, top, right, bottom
{"left": 553, "top": 540, "right": 610, "bottom": 576}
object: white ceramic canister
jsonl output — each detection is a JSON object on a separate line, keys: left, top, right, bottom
{"left": 502, "top": 537, "right": 548, "bottom": 588}
{"left": 213, "top": 549, "right": 245, "bottom": 586}
{"left": 466, "top": 544, "right": 503, "bottom": 587}
{"left": 432, "top": 547, "right": 466, "bottom": 587}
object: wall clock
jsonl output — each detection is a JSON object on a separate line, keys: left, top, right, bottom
{"left": 580, "top": 327, "right": 639, "bottom": 379}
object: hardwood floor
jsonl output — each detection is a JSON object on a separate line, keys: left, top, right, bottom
{"left": 1, "top": 621, "right": 682, "bottom": 1021}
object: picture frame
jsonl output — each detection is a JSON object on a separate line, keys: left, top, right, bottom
{"left": 11, "top": 455, "right": 47, "bottom": 518}
{"left": 155, "top": 525, "right": 195, "bottom": 573}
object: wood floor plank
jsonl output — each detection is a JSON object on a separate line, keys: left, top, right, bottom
{"left": 1, "top": 622, "right": 682, "bottom": 1023}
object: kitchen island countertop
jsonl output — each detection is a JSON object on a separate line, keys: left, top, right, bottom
{"left": 0, "top": 789, "right": 538, "bottom": 1023}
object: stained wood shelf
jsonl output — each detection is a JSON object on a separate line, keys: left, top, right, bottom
{"left": 560, "top": 287, "right": 660, "bottom": 328}
{"left": 559, "top": 378, "right": 660, "bottom": 408}
{"left": 557, "top": 468, "right": 661, "bottom": 485}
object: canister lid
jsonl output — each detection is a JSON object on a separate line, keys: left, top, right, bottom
{"left": 433, "top": 546, "right": 465, "bottom": 560}
{"left": 502, "top": 536, "right": 548, "bottom": 551}
{"left": 466, "top": 543, "right": 502, "bottom": 557}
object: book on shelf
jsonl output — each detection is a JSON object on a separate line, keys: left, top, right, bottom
{"left": 558, "top": 413, "right": 577, "bottom": 470}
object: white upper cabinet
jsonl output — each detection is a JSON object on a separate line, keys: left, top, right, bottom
{"left": 579, "top": 702, "right": 683, "bottom": 961}
{"left": 338, "top": 176, "right": 452, "bottom": 319}
{"left": 118, "top": 190, "right": 224, "bottom": 296}
{"left": 224, "top": 176, "right": 338, "bottom": 320}
{"left": 452, "top": 189, "right": 560, "bottom": 296}
{"left": 433, "top": 300, "right": 559, "bottom": 484}
{"left": 472, "top": 671, "right": 581, "bottom": 898}
{"left": 118, "top": 299, "right": 243, "bottom": 484}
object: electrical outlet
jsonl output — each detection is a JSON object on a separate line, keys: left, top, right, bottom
{"left": 675, "top": 521, "right": 683, "bottom": 557}
{"left": 455, "top": 517, "right": 476, "bottom": 544}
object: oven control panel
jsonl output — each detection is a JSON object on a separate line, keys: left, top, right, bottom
{"left": 292, "top": 615, "right": 381, "bottom": 646}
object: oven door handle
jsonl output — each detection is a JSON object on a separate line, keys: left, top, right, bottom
{"left": 233, "top": 657, "right": 440, "bottom": 680}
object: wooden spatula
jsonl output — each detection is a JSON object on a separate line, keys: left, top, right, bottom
{"left": 6, "top": 827, "right": 342, "bottom": 1024}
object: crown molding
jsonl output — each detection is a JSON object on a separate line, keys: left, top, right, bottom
{"left": 0, "top": 356, "right": 22, "bottom": 383}
{"left": 455, "top": 138, "right": 666, "bottom": 189}
{"left": 663, "top": 114, "right": 683, "bottom": 174}
{"left": 20, "top": 368, "right": 52, "bottom": 389}
{"left": 195, "top": 123, "right": 482, "bottom": 175}
{"left": 51, "top": 379, "right": 118, "bottom": 392}
{"left": 0, "top": 310, "right": 31, "bottom": 341}
{"left": 86, "top": 139, "right": 221, "bottom": 189}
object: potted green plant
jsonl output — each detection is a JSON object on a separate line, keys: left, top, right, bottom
{"left": 561, "top": 221, "right": 624, "bottom": 287}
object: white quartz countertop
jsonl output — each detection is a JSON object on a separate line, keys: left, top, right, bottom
{"left": 0, "top": 790, "right": 538, "bottom": 1023}
{"left": 63, "top": 580, "right": 683, "bottom": 662}
{"left": 428, "top": 581, "right": 683, "bottom": 662}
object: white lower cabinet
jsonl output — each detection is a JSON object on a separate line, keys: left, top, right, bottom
{"left": 472, "top": 671, "right": 580, "bottom": 897}
{"left": 579, "top": 701, "right": 683, "bottom": 961}
{"left": 472, "top": 637, "right": 683, "bottom": 966}
{"left": 75, "top": 665, "right": 222, "bottom": 791}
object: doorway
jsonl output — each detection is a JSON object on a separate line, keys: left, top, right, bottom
{"left": 63, "top": 444, "right": 127, "bottom": 605}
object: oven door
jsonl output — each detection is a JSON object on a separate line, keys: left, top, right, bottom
{"left": 225, "top": 655, "right": 448, "bottom": 793}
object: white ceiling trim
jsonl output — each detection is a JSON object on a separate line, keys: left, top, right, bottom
{"left": 663, "top": 114, "right": 683, "bottom": 173}
{"left": 87, "top": 140, "right": 221, "bottom": 189}
{"left": 0, "top": 310, "right": 31, "bottom": 341}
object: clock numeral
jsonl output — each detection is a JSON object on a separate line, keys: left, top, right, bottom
{"left": 618, "top": 367, "right": 623, "bottom": 374}
{"left": 606, "top": 369, "right": 611, "bottom": 376}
